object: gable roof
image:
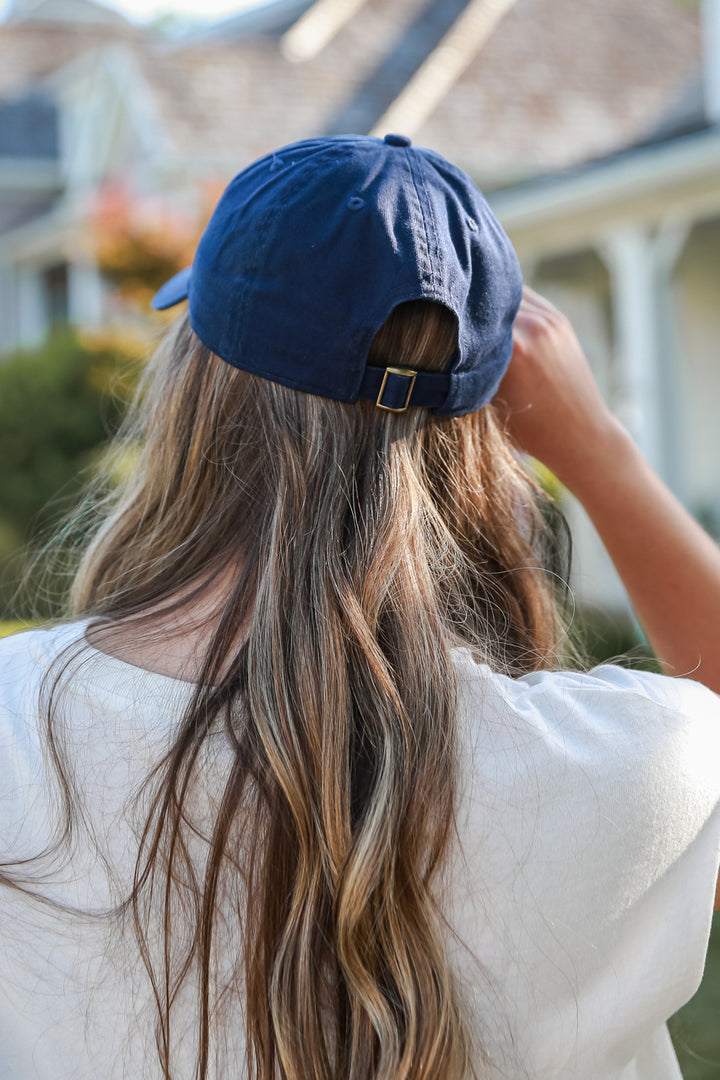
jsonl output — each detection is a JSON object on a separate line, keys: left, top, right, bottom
{"left": 0, "top": 15, "right": 137, "bottom": 101}
{"left": 326, "top": 0, "right": 474, "bottom": 135}
{"left": 411, "top": 0, "right": 702, "bottom": 184}
{"left": 0, "top": 0, "right": 704, "bottom": 188}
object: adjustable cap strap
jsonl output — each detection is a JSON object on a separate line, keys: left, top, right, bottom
{"left": 359, "top": 365, "right": 451, "bottom": 412}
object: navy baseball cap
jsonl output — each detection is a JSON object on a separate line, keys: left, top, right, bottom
{"left": 151, "top": 133, "right": 523, "bottom": 417}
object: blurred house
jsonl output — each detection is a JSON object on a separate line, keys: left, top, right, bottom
{"left": 0, "top": 0, "right": 718, "bottom": 610}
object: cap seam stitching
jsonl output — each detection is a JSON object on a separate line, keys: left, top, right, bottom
{"left": 404, "top": 148, "right": 450, "bottom": 412}
{"left": 410, "top": 150, "right": 442, "bottom": 294}
{"left": 401, "top": 148, "right": 432, "bottom": 291}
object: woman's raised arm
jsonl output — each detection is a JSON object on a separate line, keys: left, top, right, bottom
{"left": 496, "top": 285, "right": 720, "bottom": 698}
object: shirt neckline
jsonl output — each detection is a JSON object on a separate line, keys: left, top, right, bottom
{"left": 79, "top": 617, "right": 201, "bottom": 690}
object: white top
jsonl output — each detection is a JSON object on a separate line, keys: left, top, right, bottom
{"left": 1, "top": 621, "right": 720, "bottom": 1079}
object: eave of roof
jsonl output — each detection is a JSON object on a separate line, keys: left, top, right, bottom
{"left": 487, "top": 121, "right": 720, "bottom": 229}
{"left": 178, "top": 0, "right": 313, "bottom": 44}
{"left": 0, "top": 156, "right": 62, "bottom": 191}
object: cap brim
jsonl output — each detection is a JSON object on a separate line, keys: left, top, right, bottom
{"left": 151, "top": 266, "right": 192, "bottom": 310}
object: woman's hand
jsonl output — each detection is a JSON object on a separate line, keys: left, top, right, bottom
{"left": 494, "top": 285, "right": 624, "bottom": 492}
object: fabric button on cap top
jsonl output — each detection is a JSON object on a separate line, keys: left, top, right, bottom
{"left": 383, "top": 133, "right": 412, "bottom": 147}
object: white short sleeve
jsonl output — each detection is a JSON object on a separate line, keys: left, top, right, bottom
{"left": 447, "top": 655, "right": 720, "bottom": 1079}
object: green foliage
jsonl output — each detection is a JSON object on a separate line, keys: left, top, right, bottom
{"left": 669, "top": 912, "right": 720, "bottom": 1080}
{"left": 0, "top": 329, "right": 135, "bottom": 618}
{"left": 571, "top": 603, "right": 661, "bottom": 672}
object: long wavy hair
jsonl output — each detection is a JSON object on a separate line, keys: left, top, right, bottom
{"left": 35, "top": 300, "right": 574, "bottom": 1079}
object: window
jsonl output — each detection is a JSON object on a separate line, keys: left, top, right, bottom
{"left": 43, "top": 262, "right": 69, "bottom": 326}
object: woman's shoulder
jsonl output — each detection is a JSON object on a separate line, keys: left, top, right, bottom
{"left": 0, "top": 620, "right": 87, "bottom": 665}
{"left": 0, "top": 625, "right": 92, "bottom": 853}
{"left": 0, "top": 621, "right": 85, "bottom": 704}
{"left": 0, "top": 619, "right": 194, "bottom": 714}
{"left": 450, "top": 650, "right": 720, "bottom": 914}
{"left": 452, "top": 647, "right": 720, "bottom": 726}
{"left": 450, "top": 647, "right": 720, "bottom": 795}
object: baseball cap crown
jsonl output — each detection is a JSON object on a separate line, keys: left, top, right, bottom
{"left": 151, "top": 134, "right": 523, "bottom": 417}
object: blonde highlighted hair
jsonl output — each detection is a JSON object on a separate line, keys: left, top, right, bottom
{"left": 48, "top": 301, "right": 573, "bottom": 1078}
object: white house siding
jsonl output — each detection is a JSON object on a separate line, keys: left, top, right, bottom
{"left": 675, "top": 217, "right": 720, "bottom": 534}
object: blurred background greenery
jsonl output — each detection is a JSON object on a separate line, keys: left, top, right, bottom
{"left": 0, "top": 326, "right": 143, "bottom": 619}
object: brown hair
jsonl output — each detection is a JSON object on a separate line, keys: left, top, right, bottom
{"left": 40, "top": 302, "right": 573, "bottom": 1078}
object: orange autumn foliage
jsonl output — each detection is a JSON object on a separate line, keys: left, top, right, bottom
{"left": 92, "top": 180, "right": 224, "bottom": 309}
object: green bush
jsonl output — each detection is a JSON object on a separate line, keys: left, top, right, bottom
{"left": 0, "top": 329, "right": 136, "bottom": 619}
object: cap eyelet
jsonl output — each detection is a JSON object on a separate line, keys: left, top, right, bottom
{"left": 348, "top": 196, "right": 364, "bottom": 210}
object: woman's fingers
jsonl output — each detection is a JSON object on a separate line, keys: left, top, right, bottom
{"left": 494, "top": 287, "right": 617, "bottom": 485}
{"left": 517, "top": 283, "right": 559, "bottom": 315}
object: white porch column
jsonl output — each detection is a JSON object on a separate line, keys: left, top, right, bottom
{"left": 16, "top": 266, "right": 46, "bottom": 348}
{"left": 0, "top": 263, "right": 17, "bottom": 355}
{"left": 68, "top": 258, "right": 104, "bottom": 328}
{"left": 600, "top": 227, "right": 663, "bottom": 474}
{"left": 600, "top": 223, "right": 689, "bottom": 489}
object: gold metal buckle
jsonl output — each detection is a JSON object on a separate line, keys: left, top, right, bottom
{"left": 375, "top": 367, "right": 417, "bottom": 412}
